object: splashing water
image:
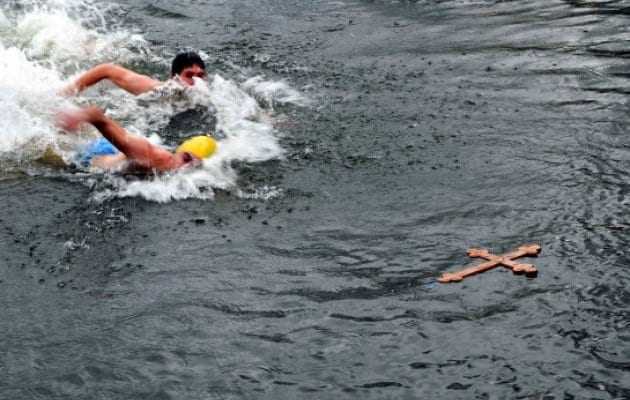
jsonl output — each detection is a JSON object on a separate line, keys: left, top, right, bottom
{"left": 243, "top": 76, "right": 312, "bottom": 109}
{"left": 0, "top": 0, "right": 308, "bottom": 202}
{"left": 0, "top": 0, "right": 152, "bottom": 163}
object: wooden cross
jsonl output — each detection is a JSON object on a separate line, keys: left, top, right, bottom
{"left": 438, "top": 244, "right": 541, "bottom": 283}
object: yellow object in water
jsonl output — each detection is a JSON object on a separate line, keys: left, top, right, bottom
{"left": 176, "top": 135, "right": 217, "bottom": 159}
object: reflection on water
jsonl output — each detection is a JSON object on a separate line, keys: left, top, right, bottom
{"left": 2, "top": 0, "right": 630, "bottom": 399}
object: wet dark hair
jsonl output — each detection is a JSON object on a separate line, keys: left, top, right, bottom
{"left": 171, "top": 51, "right": 206, "bottom": 76}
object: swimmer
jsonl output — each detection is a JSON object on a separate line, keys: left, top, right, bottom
{"left": 61, "top": 51, "right": 207, "bottom": 96}
{"left": 55, "top": 106, "right": 216, "bottom": 173}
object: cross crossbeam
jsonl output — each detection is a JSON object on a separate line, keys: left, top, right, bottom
{"left": 438, "top": 244, "right": 541, "bottom": 283}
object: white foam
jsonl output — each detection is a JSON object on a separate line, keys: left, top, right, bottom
{"left": 209, "top": 75, "right": 285, "bottom": 162}
{"left": 0, "top": 43, "right": 65, "bottom": 157}
{"left": 242, "top": 76, "right": 311, "bottom": 109}
{"left": 0, "top": 10, "right": 9, "bottom": 30}
{"left": 236, "top": 185, "right": 284, "bottom": 200}
{"left": 10, "top": 2, "right": 151, "bottom": 66}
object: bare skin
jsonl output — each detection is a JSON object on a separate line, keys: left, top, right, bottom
{"left": 62, "top": 63, "right": 206, "bottom": 96}
{"left": 56, "top": 106, "right": 199, "bottom": 172}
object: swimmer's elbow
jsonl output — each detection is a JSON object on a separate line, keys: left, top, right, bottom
{"left": 107, "top": 65, "right": 158, "bottom": 95}
{"left": 74, "top": 63, "right": 120, "bottom": 92}
{"left": 99, "top": 63, "right": 126, "bottom": 80}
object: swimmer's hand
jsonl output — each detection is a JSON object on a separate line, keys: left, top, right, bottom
{"left": 55, "top": 107, "right": 99, "bottom": 132}
{"left": 58, "top": 82, "right": 79, "bottom": 97}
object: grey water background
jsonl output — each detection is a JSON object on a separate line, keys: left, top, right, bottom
{"left": 3, "top": 0, "right": 630, "bottom": 398}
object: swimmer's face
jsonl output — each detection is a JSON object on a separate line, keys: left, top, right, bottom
{"left": 177, "top": 64, "right": 206, "bottom": 86}
{"left": 174, "top": 151, "right": 202, "bottom": 169}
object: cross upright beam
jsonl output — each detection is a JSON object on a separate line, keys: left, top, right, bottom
{"left": 438, "top": 244, "right": 541, "bottom": 283}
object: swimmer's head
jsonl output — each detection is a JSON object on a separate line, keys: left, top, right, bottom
{"left": 171, "top": 51, "right": 206, "bottom": 86}
{"left": 176, "top": 135, "right": 217, "bottom": 164}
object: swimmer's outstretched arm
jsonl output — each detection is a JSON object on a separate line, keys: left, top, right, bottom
{"left": 63, "top": 64, "right": 161, "bottom": 96}
{"left": 57, "top": 107, "right": 178, "bottom": 171}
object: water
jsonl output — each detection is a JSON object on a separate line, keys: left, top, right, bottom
{"left": 2, "top": 0, "right": 630, "bottom": 398}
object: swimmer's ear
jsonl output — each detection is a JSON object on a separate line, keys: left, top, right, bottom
{"left": 182, "top": 152, "right": 195, "bottom": 164}
{"left": 177, "top": 151, "right": 201, "bottom": 169}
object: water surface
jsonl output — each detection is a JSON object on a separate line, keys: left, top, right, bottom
{"left": 2, "top": 0, "right": 630, "bottom": 398}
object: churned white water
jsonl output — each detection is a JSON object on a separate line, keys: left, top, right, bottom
{"left": 0, "top": 0, "right": 307, "bottom": 202}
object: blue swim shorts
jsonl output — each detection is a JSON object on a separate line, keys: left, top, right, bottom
{"left": 77, "top": 138, "right": 119, "bottom": 167}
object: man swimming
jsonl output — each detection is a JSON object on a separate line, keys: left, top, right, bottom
{"left": 63, "top": 51, "right": 207, "bottom": 96}
{"left": 56, "top": 106, "right": 216, "bottom": 172}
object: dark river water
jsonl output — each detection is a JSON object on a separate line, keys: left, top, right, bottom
{"left": 3, "top": 0, "right": 630, "bottom": 398}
